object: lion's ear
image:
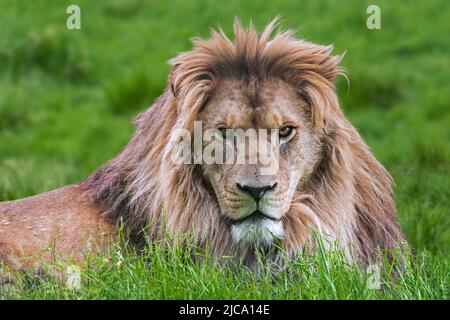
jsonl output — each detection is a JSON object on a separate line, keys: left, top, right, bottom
{"left": 168, "top": 52, "right": 214, "bottom": 100}
{"left": 291, "top": 44, "right": 345, "bottom": 128}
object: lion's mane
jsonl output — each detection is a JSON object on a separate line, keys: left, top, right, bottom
{"left": 83, "top": 19, "right": 404, "bottom": 264}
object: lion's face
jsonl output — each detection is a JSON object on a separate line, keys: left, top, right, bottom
{"left": 198, "top": 77, "right": 322, "bottom": 247}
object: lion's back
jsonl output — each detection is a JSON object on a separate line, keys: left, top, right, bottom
{"left": 0, "top": 185, "right": 115, "bottom": 271}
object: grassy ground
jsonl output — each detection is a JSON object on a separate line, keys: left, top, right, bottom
{"left": 0, "top": 0, "right": 449, "bottom": 299}
{"left": 2, "top": 241, "right": 448, "bottom": 299}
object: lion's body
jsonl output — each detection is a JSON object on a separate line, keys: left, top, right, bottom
{"left": 0, "top": 19, "right": 405, "bottom": 273}
{"left": 0, "top": 186, "right": 113, "bottom": 272}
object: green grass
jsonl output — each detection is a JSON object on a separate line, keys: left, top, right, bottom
{"left": 2, "top": 240, "right": 448, "bottom": 300}
{"left": 1, "top": 0, "right": 449, "bottom": 299}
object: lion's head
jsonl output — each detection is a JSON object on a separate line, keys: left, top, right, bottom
{"left": 85, "top": 19, "right": 405, "bottom": 266}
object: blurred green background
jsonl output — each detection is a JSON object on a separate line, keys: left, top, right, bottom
{"left": 0, "top": 0, "right": 449, "bottom": 258}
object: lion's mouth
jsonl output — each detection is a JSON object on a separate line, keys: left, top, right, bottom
{"left": 229, "top": 210, "right": 281, "bottom": 225}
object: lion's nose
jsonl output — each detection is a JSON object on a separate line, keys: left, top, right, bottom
{"left": 236, "top": 183, "right": 277, "bottom": 202}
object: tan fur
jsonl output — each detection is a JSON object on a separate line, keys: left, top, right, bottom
{"left": 0, "top": 186, "right": 114, "bottom": 273}
{"left": 0, "top": 19, "right": 405, "bottom": 272}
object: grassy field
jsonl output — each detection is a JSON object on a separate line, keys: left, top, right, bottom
{"left": 0, "top": 0, "right": 449, "bottom": 299}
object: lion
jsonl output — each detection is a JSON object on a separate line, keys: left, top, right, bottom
{"left": 0, "top": 19, "right": 405, "bottom": 274}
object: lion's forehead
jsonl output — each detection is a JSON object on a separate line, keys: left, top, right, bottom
{"left": 200, "top": 78, "right": 304, "bottom": 129}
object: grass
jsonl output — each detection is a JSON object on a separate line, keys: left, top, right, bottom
{"left": 2, "top": 240, "right": 448, "bottom": 300}
{"left": 0, "top": 0, "right": 449, "bottom": 299}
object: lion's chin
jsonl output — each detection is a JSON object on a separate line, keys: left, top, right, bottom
{"left": 230, "top": 217, "right": 284, "bottom": 248}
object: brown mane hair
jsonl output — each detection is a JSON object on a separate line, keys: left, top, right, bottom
{"left": 83, "top": 18, "right": 404, "bottom": 264}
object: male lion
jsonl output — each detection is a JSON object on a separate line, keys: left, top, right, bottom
{"left": 0, "top": 19, "right": 405, "bottom": 273}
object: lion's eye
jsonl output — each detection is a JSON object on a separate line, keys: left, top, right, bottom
{"left": 279, "top": 126, "right": 294, "bottom": 139}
